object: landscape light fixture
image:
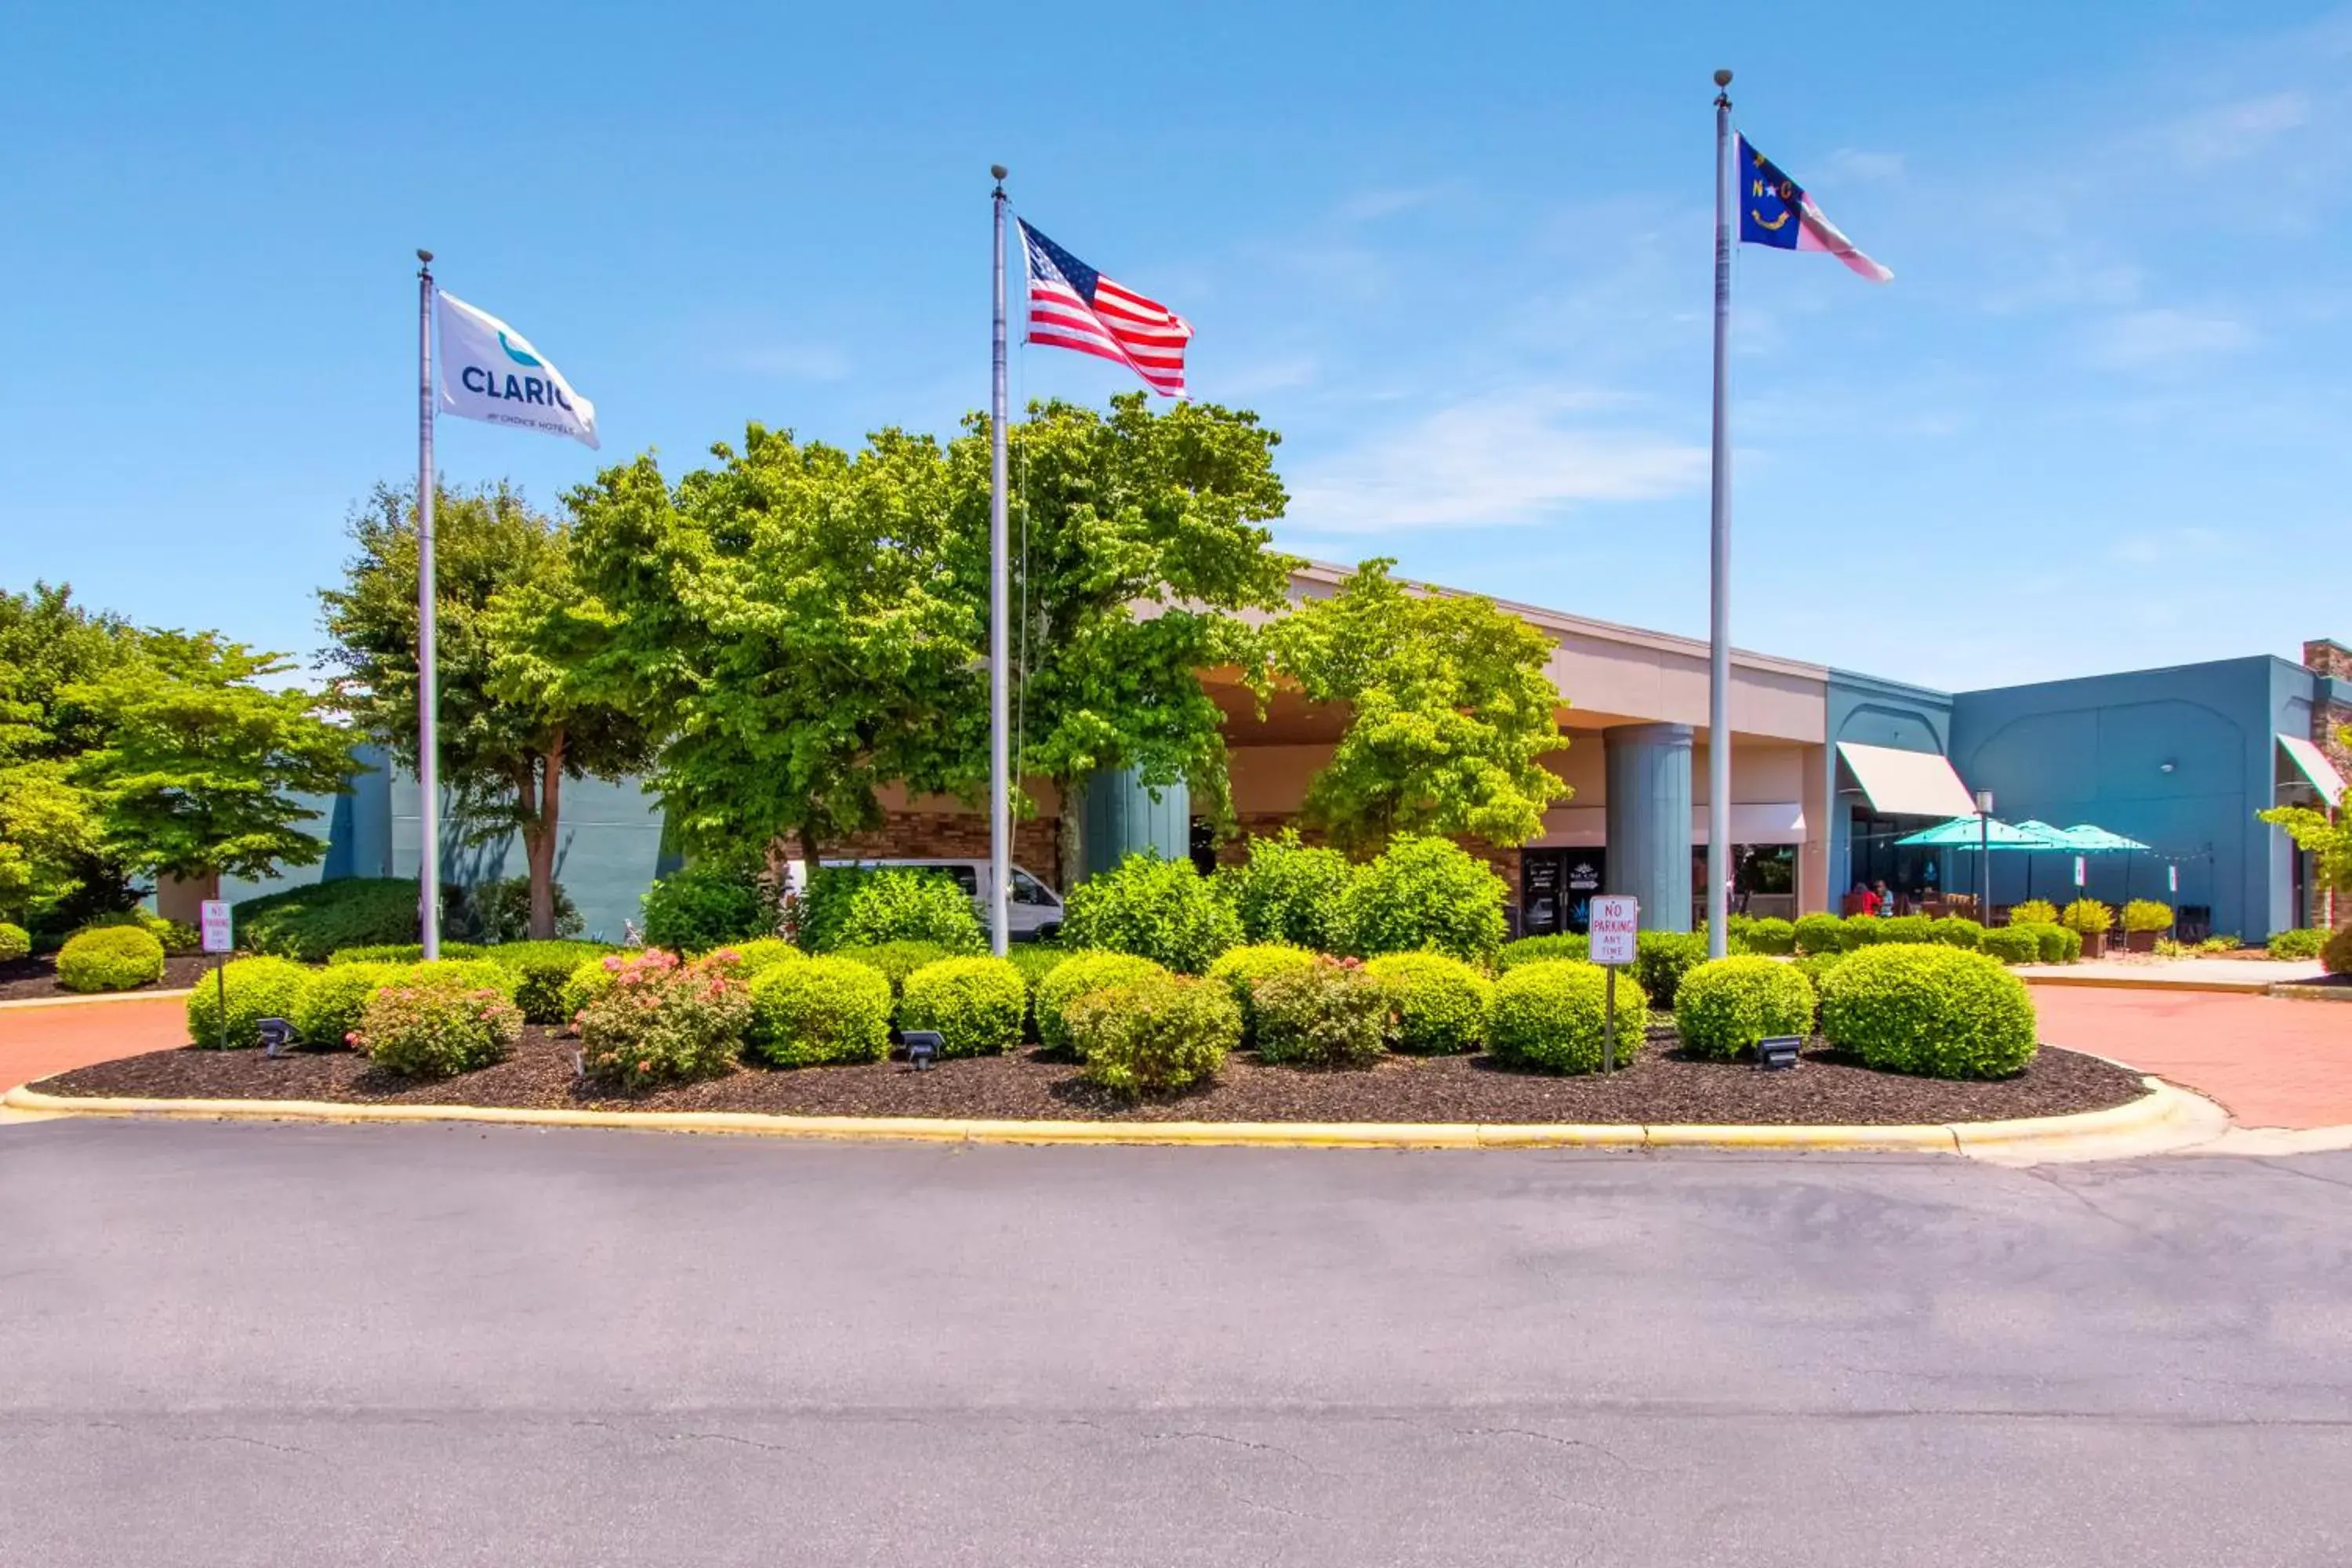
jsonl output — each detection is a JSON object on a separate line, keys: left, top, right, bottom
{"left": 899, "top": 1029, "right": 944, "bottom": 1070}
{"left": 257, "top": 1018, "right": 295, "bottom": 1058}
{"left": 1756, "top": 1035, "right": 1802, "bottom": 1072}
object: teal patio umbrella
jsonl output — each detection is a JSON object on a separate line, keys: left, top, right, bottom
{"left": 1893, "top": 815, "right": 2073, "bottom": 915}
{"left": 2060, "top": 823, "right": 2154, "bottom": 905}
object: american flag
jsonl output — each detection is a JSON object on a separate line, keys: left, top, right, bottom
{"left": 1018, "top": 219, "right": 1191, "bottom": 398}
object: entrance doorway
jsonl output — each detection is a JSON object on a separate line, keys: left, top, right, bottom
{"left": 1520, "top": 848, "right": 1605, "bottom": 936}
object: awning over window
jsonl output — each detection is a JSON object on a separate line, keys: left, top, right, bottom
{"left": 2278, "top": 733, "right": 2346, "bottom": 808}
{"left": 1835, "top": 741, "right": 1977, "bottom": 819}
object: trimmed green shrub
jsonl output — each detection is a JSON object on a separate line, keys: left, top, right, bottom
{"left": 641, "top": 861, "right": 775, "bottom": 953}
{"left": 1674, "top": 956, "right": 1815, "bottom": 1061}
{"left": 745, "top": 956, "right": 894, "bottom": 1068}
{"left": 479, "top": 939, "right": 617, "bottom": 1024}
{"left": 558, "top": 951, "right": 630, "bottom": 1026}
{"left": 2011, "top": 921, "right": 2074, "bottom": 964}
{"left": 1214, "top": 830, "right": 1354, "bottom": 951}
{"left": 1840, "top": 914, "right": 1886, "bottom": 949}
{"left": 2269, "top": 927, "right": 2326, "bottom": 960}
{"left": 292, "top": 961, "right": 398, "bottom": 1047}
{"left": 464, "top": 875, "right": 584, "bottom": 943}
{"left": 1631, "top": 931, "right": 1707, "bottom": 1011}
{"left": 577, "top": 951, "right": 753, "bottom": 1089}
{"left": 1792, "top": 950, "right": 1844, "bottom": 1027}
{"left": 1978, "top": 926, "right": 2041, "bottom": 964}
{"left": 1488, "top": 960, "right": 1649, "bottom": 1075}
{"left": 395, "top": 958, "right": 520, "bottom": 999}
{"left": 2323, "top": 925, "right": 2352, "bottom": 975}
{"left": 0, "top": 922, "right": 29, "bottom": 962}
{"left": 1499, "top": 933, "right": 1588, "bottom": 969}
{"left": 1875, "top": 914, "right": 1933, "bottom": 945}
{"left": 834, "top": 940, "right": 953, "bottom": 999}
{"left": 2008, "top": 898, "right": 2060, "bottom": 927}
{"left": 1034, "top": 951, "right": 1170, "bottom": 1055}
{"left": 1338, "top": 835, "right": 1506, "bottom": 963}
{"left": 55, "top": 926, "right": 165, "bottom": 993}
{"left": 803, "top": 868, "right": 985, "bottom": 954}
{"left": 1067, "top": 973, "right": 1239, "bottom": 1098}
{"left": 1007, "top": 942, "right": 1070, "bottom": 993}
{"left": 2198, "top": 934, "right": 2241, "bottom": 953}
{"left": 1740, "top": 917, "right": 1796, "bottom": 956}
{"left": 898, "top": 956, "right": 1026, "bottom": 1058}
{"left": 1820, "top": 944, "right": 2038, "bottom": 1079}
{"left": 185, "top": 956, "right": 309, "bottom": 1049}
{"left": 1249, "top": 960, "right": 1389, "bottom": 1068}
{"left": 328, "top": 942, "right": 488, "bottom": 965}
{"left": 1205, "top": 942, "right": 1320, "bottom": 1041}
{"left": 2121, "top": 899, "right": 2174, "bottom": 935}
{"left": 2060, "top": 898, "right": 2113, "bottom": 936}
{"left": 1926, "top": 917, "right": 1983, "bottom": 949}
{"left": 1792, "top": 913, "right": 1845, "bottom": 956}
{"left": 708, "top": 937, "right": 804, "bottom": 979}
{"left": 352, "top": 980, "right": 524, "bottom": 1078}
{"left": 74, "top": 909, "right": 200, "bottom": 954}
{"left": 1061, "top": 851, "right": 1241, "bottom": 974}
{"left": 234, "top": 877, "right": 439, "bottom": 964}
{"left": 1364, "top": 951, "right": 1491, "bottom": 1054}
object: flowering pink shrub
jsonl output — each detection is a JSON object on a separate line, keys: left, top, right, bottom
{"left": 576, "top": 950, "right": 753, "bottom": 1091}
{"left": 351, "top": 983, "right": 524, "bottom": 1079}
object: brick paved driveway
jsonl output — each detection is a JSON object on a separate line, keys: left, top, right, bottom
{"left": 0, "top": 995, "right": 190, "bottom": 1093}
{"left": 2032, "top": 985, "right": 2352, "bottom": 1130}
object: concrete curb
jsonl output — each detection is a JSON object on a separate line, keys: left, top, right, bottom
{"left": 2263, "top": 983, "right": 2352, "bottom": 1004}
{"left": 0, "top": 988, "right": 195, "bottom": 1012}
{"left": 2016, "top": 972, "right": 2277, "bottom": 995}
{"left": 0, "top": 1075, "right": 2216, "bottom": 1161}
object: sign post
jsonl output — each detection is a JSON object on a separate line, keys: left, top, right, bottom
{"left": 1589, "top": 895, "right": 1639, "bottom": 1073}
{"left": 200, "top": 899, "right": 234, "bottom": 1051}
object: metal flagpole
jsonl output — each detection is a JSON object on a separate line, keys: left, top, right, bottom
{"left": 987, "top": 168, "right": 1012, "bottom": 957}
{"left": 1705, "top": 71, "right": 1733, "bottom": 958}
{"left": 415, "top": 249, "right": 442, "bottom": 962}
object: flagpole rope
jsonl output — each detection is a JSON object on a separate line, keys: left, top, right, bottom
{"left": 1014, "top": 339, "right": 1029, "bottom": 789}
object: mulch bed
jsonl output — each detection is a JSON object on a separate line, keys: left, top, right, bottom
{"left": 31, "top": 1024, "right": 2146, "bottom": 1127}
{"left": 0, "top": 953, "right": 216, "bottom": 1003}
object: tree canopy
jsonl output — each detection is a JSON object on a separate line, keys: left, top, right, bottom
{"left": 945, "top": 393, "right": 1297, "bottom": 884}
{"left": 320, "top": 481, "right": 655, "bottom": 938}
{"left": 1269, "top": 558, "right": 1570, "bottom": 854}
{"left": 0, "top": 583, "right": 140, "bottom": 926}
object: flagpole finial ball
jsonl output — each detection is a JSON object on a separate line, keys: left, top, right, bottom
{"left": 416, "top": 249, "right": 434, "bottom": 264}
{"left": 990, "top": 164, "right": 1007, "bottom": 182}
{"left": 1713, "top": 68, "right": 1733, "bottom": 87}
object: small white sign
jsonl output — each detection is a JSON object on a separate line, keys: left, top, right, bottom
{"left": 1589, "top": 895, "right": 1639, "bottom": 966}
{"left": 2168, "top": 863, "right": 2178, "bottom": 894}
{"left": 199, "top": 899, "right": 234, "bottom": 955}
{"left": 2073, "top": 855, "right": 2087, "bottom": 887}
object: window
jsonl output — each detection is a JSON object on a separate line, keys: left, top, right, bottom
{"left": 1011, "top": 869, "right": 1057, "bottom": 906}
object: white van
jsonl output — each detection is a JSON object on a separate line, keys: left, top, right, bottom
{"left": 782, "top": 858, "right": 1065, "bottom": 941}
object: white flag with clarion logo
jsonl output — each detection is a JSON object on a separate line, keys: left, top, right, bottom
{"left": 434, "top": 292, "right": 600, "bottom": 449}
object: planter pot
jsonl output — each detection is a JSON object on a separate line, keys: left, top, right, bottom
{"left": 2080, "top": 931, "right": 2110, "bottom": 959}
{"left": 2125, "top": 931, "right": 2160, "bottom": 953}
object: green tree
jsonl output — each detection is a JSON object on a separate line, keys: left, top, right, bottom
{"left": 0, "top": 583, "right": 143, "bottom": 925}
{"left": 2259, "top": 736, "right": 2352, "bottom": 911}
{"left": 319, "top": 482, "right": 655, "bottom": 939}
{"left": 566, "top": 425, "right": 985, "bottom": 869}
{"left": 66, "top": 632, "right": 355, "bottom": 885}
{"left": 1269, "top": 558, "right": 1569, "bottom": 854}
{"left": 946, "top": 394, "right": 1297, "bottom": 887}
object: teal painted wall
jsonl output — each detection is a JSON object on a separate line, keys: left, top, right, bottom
{"left": 1082, "top": 768, "right": 1191, "bottom": 880}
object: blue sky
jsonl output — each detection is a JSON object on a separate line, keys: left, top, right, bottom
{"left": 4, "top": 1, "right": 2346, "bottom": 693}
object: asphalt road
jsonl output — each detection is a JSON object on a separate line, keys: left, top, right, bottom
{"left": 2, "top": 1120, "right": 2348, "bottom": 1567}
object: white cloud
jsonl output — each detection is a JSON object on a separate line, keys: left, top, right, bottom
{"left": 2085, "top": 308, "right": 2254, "bottom": 370}
{"left": 2169, "top": 91, "right": 2311, "bottom": 169}
{"left": 1281, "top": 389, "right": 1708, "bottom": 535}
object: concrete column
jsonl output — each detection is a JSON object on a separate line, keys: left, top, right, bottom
{"left": 1605, "top": 723, "right": 1694, "bottom": 933}
{"left": 1799, "top": 742, "right": 1831, "bottom": 916}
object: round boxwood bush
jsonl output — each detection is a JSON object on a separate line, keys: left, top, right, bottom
{"left": 1499, "top": 933, "right": 1588, "bottom": 969}
{"left": 1363, "top": 951, "right": 1492, "bottom": 1054}
{"left": 1205, "top": 942, "right": 1320, "bottom": 1041}
{"left": 1487, "top": 960, "right": 1650, "bottom": 1075}
{"left": 1876, "top": 914, "right": 1933, "bottom": 946}
{"left": 745, "top": 956, "right": 894, "bottom": 1067}
{"left": 394, "top": 958, "right": 521, "bottom": 999}
{"left": 1740, "top": 917, "right": 1796, "bottom": 956}
{"left": 898, "top": 956, "right": 1026, "bottom": 1058}
{"left": 1034, "top": 951, "right": 1170, "bottom": 1055}
{"left": 1819, "top": 944, "right": 2038, "bottom": 1079}
{"left": 351, "top": 980, "right": 524, "bottom": 1079}
{"left": 1632, "top": 931, "right": 1707, "bottom": 1011}
{"left": 185, "top": 956, "right": 310, "bottom": 1049}
{"left": 1249, "top": 960, "right": 1389, "bottom": 1069}
{"left": 1338, "top": 835, "right": 1506, "bottom": 963}
{"left": 0, "top": 921, "right": 29, "bottom": 962}
{"left": 1673, "top": 956, "right": 1814, "bottom": 1061}
{"left": 1792, "top": 913, "right": 1845, "bottom": 956}
{"left": 2268, "top": 927, "right": 2325, "bottom": 960}
{"left": 1840, "top": 914, "right": 1886, "bottom": 949}
{"left": 834, "top": 940, "right": 953, "bottom": 1000}
{"left": 1007, "top": 942, "right": 1069, "bottom": 993}
{"left": 1214, "top": 829, "right": 1354, "bottom": 951}
{"left": 1927, "top": 917, "right": 1983, "bottom": 949}
{"left": 480, "top": 939, "right": 616, "bottom": 1024}
{"left": 73, "top": 909, "right": 200, "bottom": 954}
{"left": 292, "top": 960, "right": 398, "bottom": 1047}
{"left": 55, "top": 926, "right": 165, "bottom": 993}
{"left": 1066, "top": 973, "right": 1239, "bottom": 1098}
{"left": 710, "top": 936, "right": 804, "bottom": 978}
{"left": 1060, "top": 851, "right": 1241, "bottom": 974}
{"left": 1792, "top": 949, "right": 1844, "bottom": 1028}
{"left": 1978, "top": 926, "right": 2041, "bottom": 965}
{"left": 2009, "top": 921, "right": 2074, "bottom": 964}
{"left": 641, "top": 860, "right": 775, "bottom": 953}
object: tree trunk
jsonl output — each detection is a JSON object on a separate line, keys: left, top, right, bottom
{"left": 797, "top": 822, "right": 823, "bottom": 872}
{"left": 522, "top": 732, "right": 564, "bottom": 940}
{"left": 1055, "top": 774, "right": 1087, "bottom": 892}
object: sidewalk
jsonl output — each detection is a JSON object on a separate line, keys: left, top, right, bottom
{"left": 2031, "top": 985, "right": 2352, "bottom": 1130}
{"left": 2014, "top": 956, "right": 2324, "bottom": 993}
